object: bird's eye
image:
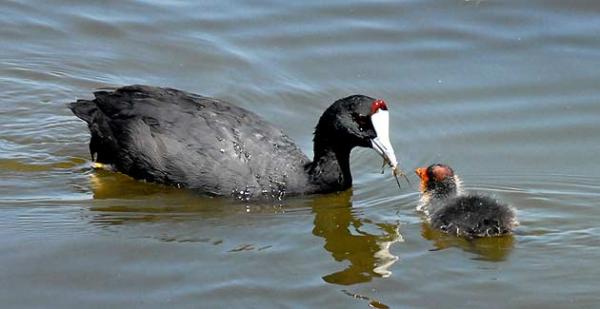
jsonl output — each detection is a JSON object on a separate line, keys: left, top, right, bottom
{"left": 352, "top": 113, "right": 370, "bottom": 131}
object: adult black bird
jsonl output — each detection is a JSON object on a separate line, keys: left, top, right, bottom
{"left": 69, "top": 85, "right": 402, "bottom": 200}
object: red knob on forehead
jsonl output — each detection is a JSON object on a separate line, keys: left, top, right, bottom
{"left": 371, "top": 99, "right": 388, "bottom": 114}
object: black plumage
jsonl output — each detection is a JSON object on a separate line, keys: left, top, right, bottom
{"left": 69, "top": 85, "right": 398, "bottom": 200}
{"left": 430, "top": 195, "right": 516, "bottom": 237}
{"left": 416, "top": 164, "right": 517, "bottom": 238}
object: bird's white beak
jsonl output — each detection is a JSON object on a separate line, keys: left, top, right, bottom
{"left": 370, "top": 109, "right": 398, "bottom": 170}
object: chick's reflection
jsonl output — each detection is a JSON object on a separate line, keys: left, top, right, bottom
{"left": 311, "top": 192, "right": 402, "bottom": 285}
{"left": 421, "top": 222, "right": 515, "bottom": 261}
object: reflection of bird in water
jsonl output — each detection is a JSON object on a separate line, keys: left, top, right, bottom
{"left": 85, "top": 169, "right": 259, "bottom": 234}
{"left": 87, "top": 170, "right": 403, "bottom": 282}
{"left": 86, "top": 169, "right": 280, "bottom": 224}
{"left": 420, "top": 222, "right": 514, "bottom": 261}
{"left": 89, "top": 168, "right": 182, "bottom": 199}
{"left": 311, "top": 191, "right": 402, "bottom": 285}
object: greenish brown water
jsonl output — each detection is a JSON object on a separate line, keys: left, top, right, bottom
{"left": 1, "top": 0, "right": 600, "bottom": 307}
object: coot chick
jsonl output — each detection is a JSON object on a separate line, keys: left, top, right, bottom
{"left": 69, "top": 85, "right": 404, "bottom": 200}
{"left": 415, "top": 164, "right": 517, "bottom": 237}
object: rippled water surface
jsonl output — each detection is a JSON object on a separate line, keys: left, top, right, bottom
{"left": 2, "top": 0, "right": 600, "bottom": 307}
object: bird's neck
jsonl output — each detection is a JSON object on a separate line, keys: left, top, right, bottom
{"left": 306, "top": 140, "right": 353, "bottom": 192}
{"left": 432, "top": 188, "right": 457, "bottom": 200}
{"left": 419, "top": 177, "right": 461, "bottom": 211}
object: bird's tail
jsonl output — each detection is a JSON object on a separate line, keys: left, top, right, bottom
{"left": 68, "top": 99, "right": 97, "bottom": 124}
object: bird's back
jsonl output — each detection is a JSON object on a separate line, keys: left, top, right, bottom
{"left": 69, "top": 85, "right": 310, "bottom": 198}
{"left": 430, "top": 194, "right": 517, "bottom": 237}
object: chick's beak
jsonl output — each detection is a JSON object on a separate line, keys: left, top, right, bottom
{"left": 415, "top": 167, "right": 428, "bottom": 192}
{"left": 415, "top": 167, "right": 426, "bottom": 180}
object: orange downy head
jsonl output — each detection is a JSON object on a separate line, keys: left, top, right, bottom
{"left": 416, "top": 164, "right": 455, "bottom": 193}
{"left": 415, "top": 167, "right": 429, "bottom": 192}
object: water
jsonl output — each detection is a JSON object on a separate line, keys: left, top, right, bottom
{"left": 1, "top": 0, "right": 600, "bottom": 307}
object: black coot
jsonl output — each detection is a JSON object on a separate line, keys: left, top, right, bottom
{"left": 415, "top": 163, "right": 518, "bottom": 237}
{"left": 69, "top": 85, "right": 401, "bottom": 199}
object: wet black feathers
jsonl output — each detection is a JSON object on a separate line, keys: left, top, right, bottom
{"left": 69, "top": 85, "right": 385, "bottom": 198}
{"left": 69, "top": 85, "right": 311, "bottom": 197}
{"left": 69, "top": 99, "right": 97, "bottom": 123}
{"left": 430, "top": 194, "right": 516, "bottom": 238}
